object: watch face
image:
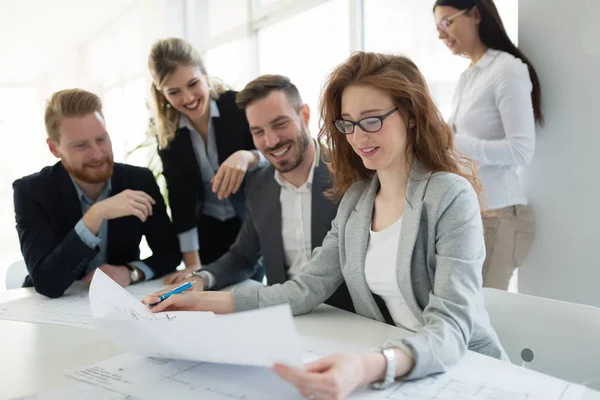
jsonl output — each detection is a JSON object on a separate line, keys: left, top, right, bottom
{"left": 130, "top": 269, "right": 140, "bottom": 283}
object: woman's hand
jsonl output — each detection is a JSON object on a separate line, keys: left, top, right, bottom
{"left": 211, "top": 150, "right": 257, "bottom": 200}
{"left": 272, "top": 348, "right": 414, "bottom": 399}
{"left": 142, "top": 291, "right": 235, "bottom": 314}
{"left": 272, "top": 353, "right": 369, "bottom": 399}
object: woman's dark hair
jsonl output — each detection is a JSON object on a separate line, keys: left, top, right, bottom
{"left": 434, "top": 0, "right": 543, "bottom": 124}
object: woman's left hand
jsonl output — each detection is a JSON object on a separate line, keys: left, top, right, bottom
{"left": 272, "top": 353, "right": 369, "bottom": 400}
{"left": 211, "top": 150, "right": 257, "bottom": 200}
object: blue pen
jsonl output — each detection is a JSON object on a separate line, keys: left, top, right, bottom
{"left": 149, "top": 281, "right": 194, "bottom": 307}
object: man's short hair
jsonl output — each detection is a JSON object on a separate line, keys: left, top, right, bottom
{"left": 45, "top": 89, "right": 104, "bottom": 143}
{"left": 235, "top": 74, "right": 303, "bottom": 111}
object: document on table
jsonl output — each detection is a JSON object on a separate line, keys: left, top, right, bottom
{"left": 89, "top": 269, "right": 303, "bottom": 368}
{"left": 382, "top": 363, "right": 585, "bottom": 400}
{"left": 10, "top": 381, "right": 134, "bottom": 400}
{"left": 0, "top": 279, "right": 167, "bottom": 329}
{"left": 67, "top": 336, "right": 586, "bottom": 400}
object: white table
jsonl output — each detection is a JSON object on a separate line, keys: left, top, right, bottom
{"left": 0, "top": 287, "right": 598, "bottom": 400}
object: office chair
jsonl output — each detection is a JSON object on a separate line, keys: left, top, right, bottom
{"left": 483, "top": 287, "right": 600, "bottom": 390}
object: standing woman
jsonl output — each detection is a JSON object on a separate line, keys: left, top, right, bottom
{"left": 434, "top": 0, "right": 542, "bottom": 289}
{"left": 148, "top": 38, "right": 265, "bottom": 284}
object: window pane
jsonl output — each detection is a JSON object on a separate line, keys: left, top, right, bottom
{"left": 206, "top": 0, "right": 248, "bottom": 37}
{"left": 85, "top": 7, "right": 143, "bottom": 87}
{"left": 258, "top": 0, "right": 350, "bottom": 136}
{"left": 205, "top": 38, "right": 254, "bottom": 90}
{"left": 364, "top": 0, "right": 518, "bottom": 118}
{"left": 103, "top": 88, "right": 126, "bottom": 162}
{"left": 253, "top": 0, "right": 282, "bottom": 8}
{"left": 123, "top": 77, "right": 151, "bottom": 165}
{"left": 103, "top": 77, "right": 149, "bottom": 165}
{"left": 0, "top": 88, "right": 48, "bottom": 266}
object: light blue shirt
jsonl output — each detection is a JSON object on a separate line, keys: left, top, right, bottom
{"left": 177, "top": 99, "right": 267, "bottom": 253}
{"left": 72, "top": 178, "right": 154, "bottom": 280}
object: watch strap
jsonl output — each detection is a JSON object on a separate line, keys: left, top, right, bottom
{"left": 370, "top": 347, "right": 397, "bottom": 390}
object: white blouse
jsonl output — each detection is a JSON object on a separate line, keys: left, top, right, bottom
{"left": 364, "top": 216, "right": 421, "bottom": 332}
{"left": 449, "top": 49, "right": 536, "bottom": 210}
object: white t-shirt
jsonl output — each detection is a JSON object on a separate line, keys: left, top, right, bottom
{"left": 364, "top": 216, "right": 421, "bottom": 332}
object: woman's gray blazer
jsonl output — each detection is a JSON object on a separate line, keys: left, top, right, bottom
{"left": 234, "top": 163, "right": 507, "bottom": 379}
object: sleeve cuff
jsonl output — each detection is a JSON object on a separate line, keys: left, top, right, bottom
{"left": 178, "top": 228, "right": 199, "bottom": 253}
{"left": 385, "top": 335, "right": 433, "bottom": 381}
{"left": 200, "top": 269, "right": 215, "bottom": 289}
{"left": 74, "top": 219, "right": 102, "bottom": 249}
{"left": 383, "top": 340, "right": 414, "bottom": 358}
{"left": 129, "top": 261, "right": 155, "bottom": 281}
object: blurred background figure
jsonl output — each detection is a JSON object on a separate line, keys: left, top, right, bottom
{"left": 434, "top": 0, "right": 541, "bottom": 290}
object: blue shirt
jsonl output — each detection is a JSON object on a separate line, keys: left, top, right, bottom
{"left": 72, "top": 178, "right": 154, "bottom": 280}
{"left": 182, "top": 100, "right": 237, "bottom": 221}
{"left": 177, "top": 99, "right": 267, "bottom": 253}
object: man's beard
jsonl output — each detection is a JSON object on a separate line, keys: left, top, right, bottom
{"left": 63, "top": 156, "right": 114, "bottom": 184}
{"left": 268, "top": 125, "right": 311, "bottom": 174}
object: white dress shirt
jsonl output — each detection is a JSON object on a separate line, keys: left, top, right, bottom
{"left": 274, "top": 142, "right": 319, "bottom": 278}
{"left": 449, "top": 49, "right": 536, "bottom": 210}
{"left": 364, "top": 216, "right": 421, "bottom": 332}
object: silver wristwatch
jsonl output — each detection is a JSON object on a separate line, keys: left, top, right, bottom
{"left": 370, "top": 347, "right": 397, "bottom": 390}
{"left": 126, "top": 265, "right": 141, "bottom": 284}
{"left": 189, "top": 269, "right": 210, "bottom": 290}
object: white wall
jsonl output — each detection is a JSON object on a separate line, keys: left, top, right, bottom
{"left": 519, "top": 0, "right": 600, "bottom": 306}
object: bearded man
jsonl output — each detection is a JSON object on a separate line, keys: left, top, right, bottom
{"left": 13, "top": 89, "right": 180, "bottom": 298}
{"left": 160, "top": 75, "right": 354, "bottom": 313}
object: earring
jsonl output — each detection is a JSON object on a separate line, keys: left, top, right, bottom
{"left": 166, "top": 103, "right": 171, "bottom": 109}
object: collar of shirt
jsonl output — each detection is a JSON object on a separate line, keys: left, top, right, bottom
{"left": 471, "top": 48, "right": 500, "bottom": 71}
{"left": 178, "top": 98, "right": 220, "bottom": 130}
{"left": 274, "top": 138, "right": 320, "bottom": 192}
{"left": 70, "top": 176, "right": 112, "bottom": 205}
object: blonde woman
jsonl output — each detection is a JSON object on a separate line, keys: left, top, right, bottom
{"left": 148, "top": 38, "right": 265, "bottom": 284}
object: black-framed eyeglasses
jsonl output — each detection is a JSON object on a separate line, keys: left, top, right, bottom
{"left": 437, "top": 8, "right": 469, "bottom": 31}
{"left": 334, "top": 107, "right": 399, "bottom": 135}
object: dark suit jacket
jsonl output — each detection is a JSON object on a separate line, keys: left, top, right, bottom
{"left": 158, "top": 90, "right": 258, "bottom": 234}
{"left": 203, "top": 161, "right": 355, "bottom": 313}
{"left": 13, "top": 162, "right": 181, "bottom": 298}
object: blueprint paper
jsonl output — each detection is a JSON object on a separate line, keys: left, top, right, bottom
{"left": 89, "top": 269, "right": 303, "bottom": 368}
{"left": 0, "top": 279, "right": 166, "bottom": 329}
{"left": 67, "top": 337, "right": 586, "bottom": 400}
